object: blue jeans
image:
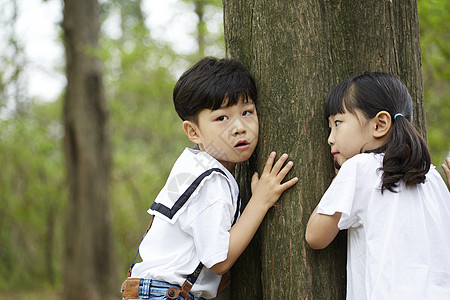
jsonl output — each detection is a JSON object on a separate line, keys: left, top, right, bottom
{"left": 122, "top": 279, "right": 204, "bottom": 300}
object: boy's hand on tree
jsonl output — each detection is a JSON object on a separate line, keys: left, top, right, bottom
{"left": 211, "top": 152, "right": 297, "bottom": 275}
{"left": 251, "top": 152, "right": 298, "bottom": 210}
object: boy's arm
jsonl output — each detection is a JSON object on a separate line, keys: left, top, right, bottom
{"left": 209, "top": 152, "right": 298, "bottom": 275}
{"left": 305, "top": 206, "right": 341, "bottom": 250}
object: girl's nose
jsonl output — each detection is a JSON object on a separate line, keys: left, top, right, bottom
{"left": 327, "top": 132, "right": 334, "bottom": 146}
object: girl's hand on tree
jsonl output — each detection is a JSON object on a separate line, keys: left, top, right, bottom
{"left": 250, "top": 152, "right": 298, "bottom": 211}
{"left": 442, "top": 157, "right": 450, "bottom": 188}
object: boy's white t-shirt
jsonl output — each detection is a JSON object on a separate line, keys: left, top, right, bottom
{"left": 131, "top": 148, "right": 240, "bottom": 299}
{"left": 318, "top": 153, "right": 450, "bottom": 300}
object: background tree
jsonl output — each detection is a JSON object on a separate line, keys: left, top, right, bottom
{"left": 62, "top": 0, "right": 116, "bottom": 299}
{"left": 224, "top": 0, "right": 425, "bottom": 298}
{"left": 0, "top": 0, "right": 27, "bottom": 116}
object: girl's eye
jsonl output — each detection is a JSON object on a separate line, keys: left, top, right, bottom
{"left": 243, "top": 110, "right": 252, "bottom": 116}
{"left": 335, "top": 120, "right": 342, "bottom": 126}
{"left": 217, "top": 116, "right": 228, "bottom": 121}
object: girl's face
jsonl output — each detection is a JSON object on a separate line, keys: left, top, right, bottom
{"left": 327, "top": 109, "right": 379, "bottom": 168}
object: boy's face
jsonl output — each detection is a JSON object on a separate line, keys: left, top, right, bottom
{"left": 184, "top": 97, "right": 259, "bottom": 172}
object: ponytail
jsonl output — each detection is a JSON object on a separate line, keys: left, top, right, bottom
{"left": 325, "top": 72, "right": 432, "bottom": 194}
{"left": 379, "top": 115, "right": 431, "bottom": 193}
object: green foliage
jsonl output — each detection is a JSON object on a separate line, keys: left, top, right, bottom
{"left": 0, "top": 100, "right": 65, "bottom": 289}
{"left": 418, "top": 0, "right": 450, "bottom": 172}
{"left": 104, "top": 31, "right": 191, "bottom": 276}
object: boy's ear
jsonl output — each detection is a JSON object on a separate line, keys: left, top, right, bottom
{"left": 183, "top": 120, "right": 201, "bottom": 144}
{"left": 372, "top": 111, "right": 391, "bottom": 138}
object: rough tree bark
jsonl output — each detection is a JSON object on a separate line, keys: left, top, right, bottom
{"left": 223, "top": 0, "right": 425, "bottom": 299}
{"left": 62, "top": 0, "right": 117, "bottom": 299}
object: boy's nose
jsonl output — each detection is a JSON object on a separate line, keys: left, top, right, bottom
{"left": 232, "top": 119, "right": 246, "bottom": 135}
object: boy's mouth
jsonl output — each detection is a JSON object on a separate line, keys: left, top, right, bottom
{"left": 234, "top": 140, "right": 250, "bottom": 149}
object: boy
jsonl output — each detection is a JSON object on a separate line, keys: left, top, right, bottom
{"left": 121, "top": 57, "right": 298, "bottom": 300}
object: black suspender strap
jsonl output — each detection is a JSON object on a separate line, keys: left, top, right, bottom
{"left": 232, "top": 192, "right": 241, "bottom": 226}
{"left": 186, "top": 262, "right": 204, "bottom": 285}
{"left": 150, "top": 168, "right": 227, "bottom": 219}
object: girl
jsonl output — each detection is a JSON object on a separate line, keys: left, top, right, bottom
{"left": 305, "top": 72, "right": 450, "bottom": 300}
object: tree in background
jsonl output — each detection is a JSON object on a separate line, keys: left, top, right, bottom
{"left": 0, "top": 0, "right": 27, "bottom": 116}
{"left": 224, "top": 0, "right": 425, "bottom": 298}
{"left": 189, "top": 0, "right": 223, "bottom": 57}
{"left": 62, "top": 0, "right": 116, "bottom": 298}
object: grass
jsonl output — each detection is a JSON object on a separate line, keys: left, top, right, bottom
{"left": 0, "top": 290, "right": 61, "bottom": 300}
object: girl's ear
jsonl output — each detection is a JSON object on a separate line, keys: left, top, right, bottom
{"left": 183, "top": 120, "right": 201, "bottom": 144}
{"left": 372, "top": 111, "right": 392, "bottom": 138}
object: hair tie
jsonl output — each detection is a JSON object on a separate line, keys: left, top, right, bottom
{"left": 393, "top": 113, "right": 404, "bottom": 120}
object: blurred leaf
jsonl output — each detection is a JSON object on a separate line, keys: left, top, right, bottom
{"left": 418, "top": 0, "right": 450, "bottom": 175}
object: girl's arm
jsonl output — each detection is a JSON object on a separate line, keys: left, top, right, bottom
{"left": 442, "top": 158, "right": 450, "bottom": 187}
{"left": 305, "top": 205, "right": 341, "bottom": 249}
{"left": 210, "top": 152, "right": 298, "bottom": 275}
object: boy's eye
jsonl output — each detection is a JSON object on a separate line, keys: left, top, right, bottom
{"left": 217, "top": 116, "right": 228, "bottom": 121}
{"left": 242, "top": 110, "right": 252, "bottom": 116}
{"left": 335, "top": 120, "right": 342, "bottom": 126}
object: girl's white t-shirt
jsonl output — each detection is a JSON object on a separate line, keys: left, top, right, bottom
{"left": 318, "top": 153, "right": 450, "bottom": 300}
{"left": 131, "top": 148, "right": 240, "bottom": 299}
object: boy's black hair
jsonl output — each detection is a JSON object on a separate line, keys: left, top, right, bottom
{"left": 324, "top": 72, "right": 431, "bottom": 193}
{"left": 173, "top": 57, "right": 257, "bottom": 122}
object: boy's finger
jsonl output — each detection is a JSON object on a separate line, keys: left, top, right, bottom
{"left": 276, "top": 160, "right": 294, "bottom": 180}
{"left": 271, "top": 153, "right": 289, "bottom": 174}
{"left": 280, "top": 177, "right": 299, "bottom": 191}
{"left": 262, "top": 152, "right": 276, "bottom": 174}
{"left": 250, "top": 172, "right": 259, "bottom": 192}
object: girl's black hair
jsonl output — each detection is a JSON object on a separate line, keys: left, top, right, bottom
{"left": 173, "top": 57, "right": 257, "bottom": 122}
{"left": 324, "top": 72, "right": 431, "bottom": 193}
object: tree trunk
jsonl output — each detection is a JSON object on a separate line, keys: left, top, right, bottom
{"left": 62, "top": 0, "right": 117, "bottom": 299}
{"left": 223, "top": 0, "right": 424, "bottom": 298}
{"left": 194, "top": 0, "right": 207, "bottom": 57}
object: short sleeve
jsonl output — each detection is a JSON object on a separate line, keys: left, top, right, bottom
{"left": 317, "top": 154, "right": 376, "bottom": 230}
{"left": 182, "top": 175, "right": 235, "bottom": 268}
